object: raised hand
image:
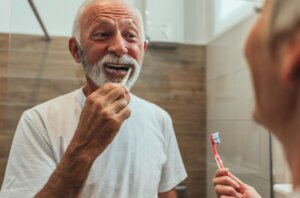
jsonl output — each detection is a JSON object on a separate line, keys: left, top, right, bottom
{"left": 70, "top": 83, "right": 131, "bottom": 158}
{"left": 35, "top": 83, "right": 131, "bottom": 197}
{"left": 213, "top": 169, "right": 261, "bottom": 198}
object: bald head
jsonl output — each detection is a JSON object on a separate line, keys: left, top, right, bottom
{"left": 72, "top": 0, "right": 145, "bottom": 46}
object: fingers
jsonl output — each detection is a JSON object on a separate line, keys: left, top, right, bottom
{"left": 87, "top": 83, "right": 130, "bottom": 109}
{"left": 213, "top": 169, "right": 242, "bottom": 198}
{"left": 104, "top": 86, "right": 129, "bottom": 104}
{"left": 215, "top": 168, "right": 230, "bottom": 177}
{"left": 105, "top": 96, "right": 131, "bottom": 123}
{"left": 215, "top": 185, "right": 242, "bottom": 198}
{"left": 100, "top": 83, "right": 129, "bottom": 96}
{"left": 227, "top": 172, "right": 251, "bottom": 193}
{"left": 90, "top": 83, "right": 129, "bottom": 101}
{"left": 106, "top": 98, "right": 129, "bottom": 115}
{"left": 115, "top": 104, "right": 131, "bottom": 121}
{"left": 100, "top": 85, "right": 130, "bottom": 117}
{"left": 213, "top": 174, "right": 240, "bottom": 189}
{"left": 214, "top": 169, "right": 244, "bottom": 188}
{"left": 228, "top": 172, "right": 244, "bottom": 185}
{"left": 92, "top": 83, "right": 120, "bottom": 96}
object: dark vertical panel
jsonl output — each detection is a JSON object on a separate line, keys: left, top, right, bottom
{"left": 0, "top": 33, "right": 9, "bottom": 185}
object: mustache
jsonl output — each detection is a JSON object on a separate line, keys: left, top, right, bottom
{"left": 78, "top": 47, "right": 136, "bottom": 67}
{"left": 78, "top": 47, "right": 143, "bottom": 88}
{"left": 99, "top": 53, "right": 139, "bottom": 67}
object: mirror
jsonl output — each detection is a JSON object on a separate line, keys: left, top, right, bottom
{"left": 0, "top": 0, "right": 287, "bottom": 197}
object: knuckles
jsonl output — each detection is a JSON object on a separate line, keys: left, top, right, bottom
{"left": 100, "top": 108, "right": 111, "bottom": 119}
{"left": 108, "top": 117, "right": 120, "bottom": 127}
{"left": 223, "top": 177, "right": 231, "bottom": 184}
{"left": 86, "top": 95, "right": 98, "bottom": 106}
{"left": 119, "top": 98, "right": 128, "bottom": 107}
{"left": 100, "top": 109, "right": 121, "bottom": 127}
{"left": 126, "top": 108, "right": 131, "bottom": 117}
{"left": 86, "top": 95, "right": 105, "bottom": 109}
{"left": 85, "top": 96, "right": 94, "bottom": 106}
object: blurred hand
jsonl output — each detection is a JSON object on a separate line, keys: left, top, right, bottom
{"left": 213, "top": 169, "right": 261, "bottom": 198}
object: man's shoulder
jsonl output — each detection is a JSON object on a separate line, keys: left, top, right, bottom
{"left": 131, "top": 94, "right": 164, "bottom": 111}
{"left": 130, "top": 94, "right": 171, "bottom": 121}
{"left": 25, "top": 88, "right": 83, "bottom": 117}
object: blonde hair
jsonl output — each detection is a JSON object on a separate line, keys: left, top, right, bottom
{"left": 267, "top": 0, "right": 300, "bottom": 49}
{"left": 71, "top": 0, "right": 145, "bottom": 46}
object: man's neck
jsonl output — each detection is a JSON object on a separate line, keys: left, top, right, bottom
{"left": 83, "top": 85, "right": 92, "bottom": 97}
{"left": 279, "top": 113, "right": 300, "bottom": 190}
{"left": 83, "top": 76, "right": 100, "bottom": 96}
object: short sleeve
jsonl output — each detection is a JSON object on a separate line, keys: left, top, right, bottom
{"left": 158, "top": 113, "right": 187, "bottom": 193}
{"left": 0, "top": 111, "right": 57, "bottom": 198}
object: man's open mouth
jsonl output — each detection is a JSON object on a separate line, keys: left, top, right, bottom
{"left": 103, "top": 63, "right": 133, "bottom": 77}
{"left": 104, "top": 63, "right": 131, "bottom": 71}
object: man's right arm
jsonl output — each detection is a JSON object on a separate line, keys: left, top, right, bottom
{"left": 35, "top": 83, "right": 131, "bottom": 198}
{"left": 34, "top": 143, "right": 98, "bottom": 198}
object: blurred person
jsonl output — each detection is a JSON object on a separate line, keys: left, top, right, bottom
{"left": 0, "top": 0, "right": 187, "bottom": 197}
{"left": 213, "top": 0, "right": 300, "bottom": 197}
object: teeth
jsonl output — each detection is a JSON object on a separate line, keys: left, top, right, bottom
{"left": 106, "top": 64, "right": 129, "bottom": 67}
{"left": 105, "top": 64, "right": 130, "bottom": 71}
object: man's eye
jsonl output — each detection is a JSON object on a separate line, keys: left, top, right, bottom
{"left": 126, "top": 33, "right": 138, "bottom": 40}
{"left": 254, "top": 6, "right": 262, "bottom": 14}
{"left": 94, "top": 33, "right": 111, "bottom": 39}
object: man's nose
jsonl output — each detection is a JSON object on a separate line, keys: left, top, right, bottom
{"left": 108, "top": 33, "right": 128, "bottom": 57}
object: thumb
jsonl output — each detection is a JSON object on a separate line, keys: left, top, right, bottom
{"left": 227, "top": 172, "right": 247, "bottom": 192}
{"left": 238, "top": 183, "right": 248, "bottom": 193}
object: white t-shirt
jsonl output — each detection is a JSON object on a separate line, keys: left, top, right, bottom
{"left": 0, "top": 88, "right": 187, "bottom": 198}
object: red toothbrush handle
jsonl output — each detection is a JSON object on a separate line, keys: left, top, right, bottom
{"left": 215, "top": 154, "right": 224, "bottom": 169}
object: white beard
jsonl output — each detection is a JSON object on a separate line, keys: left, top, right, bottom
{"left": 79, "top": 49, "right": 143, "bottom": 89}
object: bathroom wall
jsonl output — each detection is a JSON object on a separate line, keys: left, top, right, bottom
{"left": 0, "top": 0, "right": 11, "bottom": 33}
{"left": 205, "top": 16, "right": 272, "bottom": 197}
{"left": 0, "top": 34, "right": 206, "bottom": 197}
{"left": 0, "top": 33, "right": 9, "bottom": 186}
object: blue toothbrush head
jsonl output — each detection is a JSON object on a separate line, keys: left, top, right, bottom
{"left": 211, "top": 132, "right": 221, "bottom": 144}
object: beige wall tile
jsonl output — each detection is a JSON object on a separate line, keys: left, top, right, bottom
{"left": 207, "top": 74, "right": 236, "bottom": 120}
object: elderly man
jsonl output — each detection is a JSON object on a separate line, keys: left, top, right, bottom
{"left": 213, "top": 0, "right": 300, "bottom": 197}
{"left": 0, "top": 0, "right": 187, "bottom": 197}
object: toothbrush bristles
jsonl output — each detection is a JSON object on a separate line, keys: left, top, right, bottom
{"left": 212, "top": 132, "right": 221, "bottom": 144}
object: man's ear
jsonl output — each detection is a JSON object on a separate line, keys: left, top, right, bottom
{"left": 143, "top": 40, "right": 148, "bottom": 53}
{"left": 69, "top": 38, "right": 81, "bottom": 63}
{"left": 280, "top": 34, "right": 300, "bottom": 85}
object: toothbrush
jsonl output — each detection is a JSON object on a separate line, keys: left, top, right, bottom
{"left": 121, "top": 67, "right": 132, "bottom": 86}
{"left": 210, "top": 132, "right": 224, "bottom": 169}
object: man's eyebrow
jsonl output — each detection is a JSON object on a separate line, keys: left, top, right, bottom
{"left": 86, "top": 17, "right": 115, "bottom": 29}
{"left": 123, "top": 19, "right": 140, "bottom": 31}
{"left": 94, "top": 19, "right": 114, "bottom": 26}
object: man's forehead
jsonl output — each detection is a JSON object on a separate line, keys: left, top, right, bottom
{"left": 83, "top": 0, "right": 140, "bottom": 21}
{"left": 91, "top": 17, "right": 138, "bottom": 27}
